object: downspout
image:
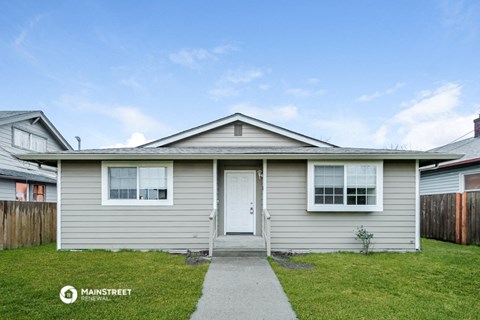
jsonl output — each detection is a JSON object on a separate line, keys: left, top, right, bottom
{"left": 415, "top": 160, "right": 420, "bottom": 251}
{"left": 57, "top": 160, "right": 62, "bottom": 250}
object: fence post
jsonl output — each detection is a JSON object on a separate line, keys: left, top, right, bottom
{"left": 455, "top": 193, "right": 462, "bottom": 244}
{"left": 461, "top": 192, "right": 468, "bottom": 245}
{"left": 0, "top": 201, "right": 4, "bottom": 250}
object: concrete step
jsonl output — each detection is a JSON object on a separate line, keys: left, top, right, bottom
{"left": 213, "top": 248, "right": 267, "bottom": 257}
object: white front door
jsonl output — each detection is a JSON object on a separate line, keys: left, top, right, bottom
{"left": 225, "top": 171, "right": 256, "bottom": 233}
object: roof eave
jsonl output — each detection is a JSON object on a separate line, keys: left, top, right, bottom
{"left": 17, "top": 153, "right": 462, "bottom": 166}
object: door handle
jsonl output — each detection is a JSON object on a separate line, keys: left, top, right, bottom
{"left": 250, "top": 207, "right": 254, "bottom": 214}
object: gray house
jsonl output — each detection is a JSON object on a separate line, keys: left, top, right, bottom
{"left": 19, "top": 113, "right": 457, "bottom": 255}
{"left": 0, "top": 111, "right": 72, "bottom": 202}
{"left": 420, "top": 115, "right": 480, "bottom": 195}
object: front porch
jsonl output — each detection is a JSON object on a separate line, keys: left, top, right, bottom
{"left": 208, "top": 159, "right": 272, "bottom": 257}
{"left": 209, "top": 208, "right": 271, "bottom": 257}
{"left": 213, "top": 235, "right": 266, "bottom": 257}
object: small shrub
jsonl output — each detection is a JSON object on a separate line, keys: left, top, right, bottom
{"left": 355, "top": 225, "right": 374, "bottom": 255}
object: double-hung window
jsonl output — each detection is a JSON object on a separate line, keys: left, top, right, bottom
{"left": 308, "top": 161, "right": 383, "bottom": 212}
{"left": 102, "top": 162, "right": 173, "bottom": 205}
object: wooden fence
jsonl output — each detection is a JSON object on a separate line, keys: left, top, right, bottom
{"left": 421, "top": 192, "right": 480, "bottom": 245}
{"left": 0, "top": 201, "right": 56, "bottom": 250}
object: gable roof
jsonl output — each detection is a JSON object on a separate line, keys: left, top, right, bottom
{"left": 140, "top": 113, "right": 337, "bottom": 148}
{"left": 427, "top": 137, "right": 480, "bottom": 169}
{"left": 0, "top": 110, "right": 73, "bottom": 150}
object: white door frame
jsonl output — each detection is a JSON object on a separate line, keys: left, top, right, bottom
{"left": 224, "top": 170, "right": 256, "bottom": 235}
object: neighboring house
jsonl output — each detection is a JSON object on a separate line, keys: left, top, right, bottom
{"left": 0, "top": 111, "right": 72, "bottom": 202}
{"left": 420, "top": 115, "right": 480, "bottom": 195}
{"left": 18, "top": 113, "right": 458, "bottom": 254}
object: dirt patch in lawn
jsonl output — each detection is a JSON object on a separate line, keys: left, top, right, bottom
{"left": 272, "top": 252, "right": 315, "bottom": 270}
{"left": 185, "top": 251, "right": 211, "bottom": 266}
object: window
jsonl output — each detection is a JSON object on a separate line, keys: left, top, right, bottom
{"left": 308, "top": 161, "right": 383, "bottom": 212}
{"left": 101, "top": 162, "right": 173, "bottom": 206}
{"left": 464, "top": 173, "right": 480, "bottom": 191}
{"left": 13, "top": 128, "right": 47, "bottom": 152}
{"left": 32, "top": 184, "right": 45, "bottom": 202}
{"left": 15, "top": 183, "right": 28, "bottom": 201}
{"left": 15, "top": 182, "right": 46, "bottom": 202}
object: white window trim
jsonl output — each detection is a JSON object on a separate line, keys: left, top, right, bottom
{"left": 460, "top": 170, "right": 480, "bottom": 192}
{"left": 307, "top": 160, "right": 384, "bottom": 212}
{"left": 101, "top": 161, "right": 174, "bottom": 206}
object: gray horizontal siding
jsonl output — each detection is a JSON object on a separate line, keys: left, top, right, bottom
{"left": 169, "top": 122, "right": 310, "bottom": 147}
{"left": 267, "top": 160, "right": 416, "bottom": 252}
{"left": 0, "top": 179, "right": 14, "bottom": 200}
{"left": 60, "top": 160, "right": 213, "bottom": 250}
{"left": 0, "top": 120, "right": 60, "bottom": 188}
{"left": 45, "top": 184, "right": 57, "bottom": 202}
{"left": 420, "top": 164, "right": 480, "bottom": 195}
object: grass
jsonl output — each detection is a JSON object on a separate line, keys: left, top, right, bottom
{"left": 270, "top": 239, "right": 480, "bottom": 320}
{"left": 0, "top": 243, "right": 209, "bottom": 319}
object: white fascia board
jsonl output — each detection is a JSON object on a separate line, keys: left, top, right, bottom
{"left": 17, "top": 152, "right": 464, "bottom": 162}
{"left": 142, "top": 114, "right": 332, "bottom": 148}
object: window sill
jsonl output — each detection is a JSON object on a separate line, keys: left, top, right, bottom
{"left": 102, "top": 199, "right": 173, "bottom": 206}
{"left": 307, "top": 204, "right": 383, "bottom": 212}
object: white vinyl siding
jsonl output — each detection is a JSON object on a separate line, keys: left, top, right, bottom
{"left": 168, "top": 122, "right": 311, "bottom": 147}
{"left": 60, "top": 160, "right": 213, "bottom": 250}
{"left": 268, "top": 160, "right": 416, "bottom": 252}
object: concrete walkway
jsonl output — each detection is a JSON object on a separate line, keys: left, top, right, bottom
{"left": 190, "top": 257, "right": 297, "bottom": 320}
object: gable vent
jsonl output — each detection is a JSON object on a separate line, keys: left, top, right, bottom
{"left": 234, "top": 124, "right": 243, "bottom": 136}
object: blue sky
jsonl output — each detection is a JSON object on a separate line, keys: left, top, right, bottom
{"left": 1, "top": 0, "right": 479, "bottom": 150}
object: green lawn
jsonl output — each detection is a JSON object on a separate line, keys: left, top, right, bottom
{"left": 0, "top": 244, "right": 208, "bottom": 320}
{"left": 271, "top": 239, "right": 480, "bottom": 320}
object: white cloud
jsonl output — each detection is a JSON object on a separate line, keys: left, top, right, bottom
{"left": 388, "top": 83, "right": 475, "bottom": 149}
{"left": 56, "top": 94, "right": 170, "bottom": 135}
{"left": 285, "top": 88, "right": 326, "bottom": 97}
{"left": 312, "top": 118, "right": 386, "bottom": 148}
{"left": 221, "top": 68, "right": 264, "bottom": 84}
{"left": 258, "top": 84, "right": 271, "bottom": 91}
{"left": 208, "top": 87, "right": 240, "bottom": 100}
{"left": 120, "top": 77, "right": 144, "bottom": 91}
{"left": 229, "top": 103, "right": 299, "bottom": 122}
{"left": 311, "top": 82, "right": 476, "bottom": 150}
{"left": 392, "top": 83, "right": 460, "bottom": 124}
{"left": 358, "top": 82, "right": 405, "bottom": 102}
{"left": 102, "top": 132, "right": 149, "bottom": 148}
{"left": 169, "top": 44, "right": 237, "bottom": 68}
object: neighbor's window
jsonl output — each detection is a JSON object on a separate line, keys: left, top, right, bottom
{"left": 13, "top": 128, "right": 47, "bottom": 152}
{"left": 464, "top": 173, "right": 480, "bottom": 191}
{"left": 15, "top": 183, "right": 45, "bottom": 202}
{"left": 102, "top": 162, "right": 173, "bottom": 205}
{"left": 15, "top": 183, "right": 28, "bottom": 201}
{"left": 308, "top": 161, "right": 383, "bottom": 212}
{"left": 32, "top": 184, "right": 45, "bottom": 202}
